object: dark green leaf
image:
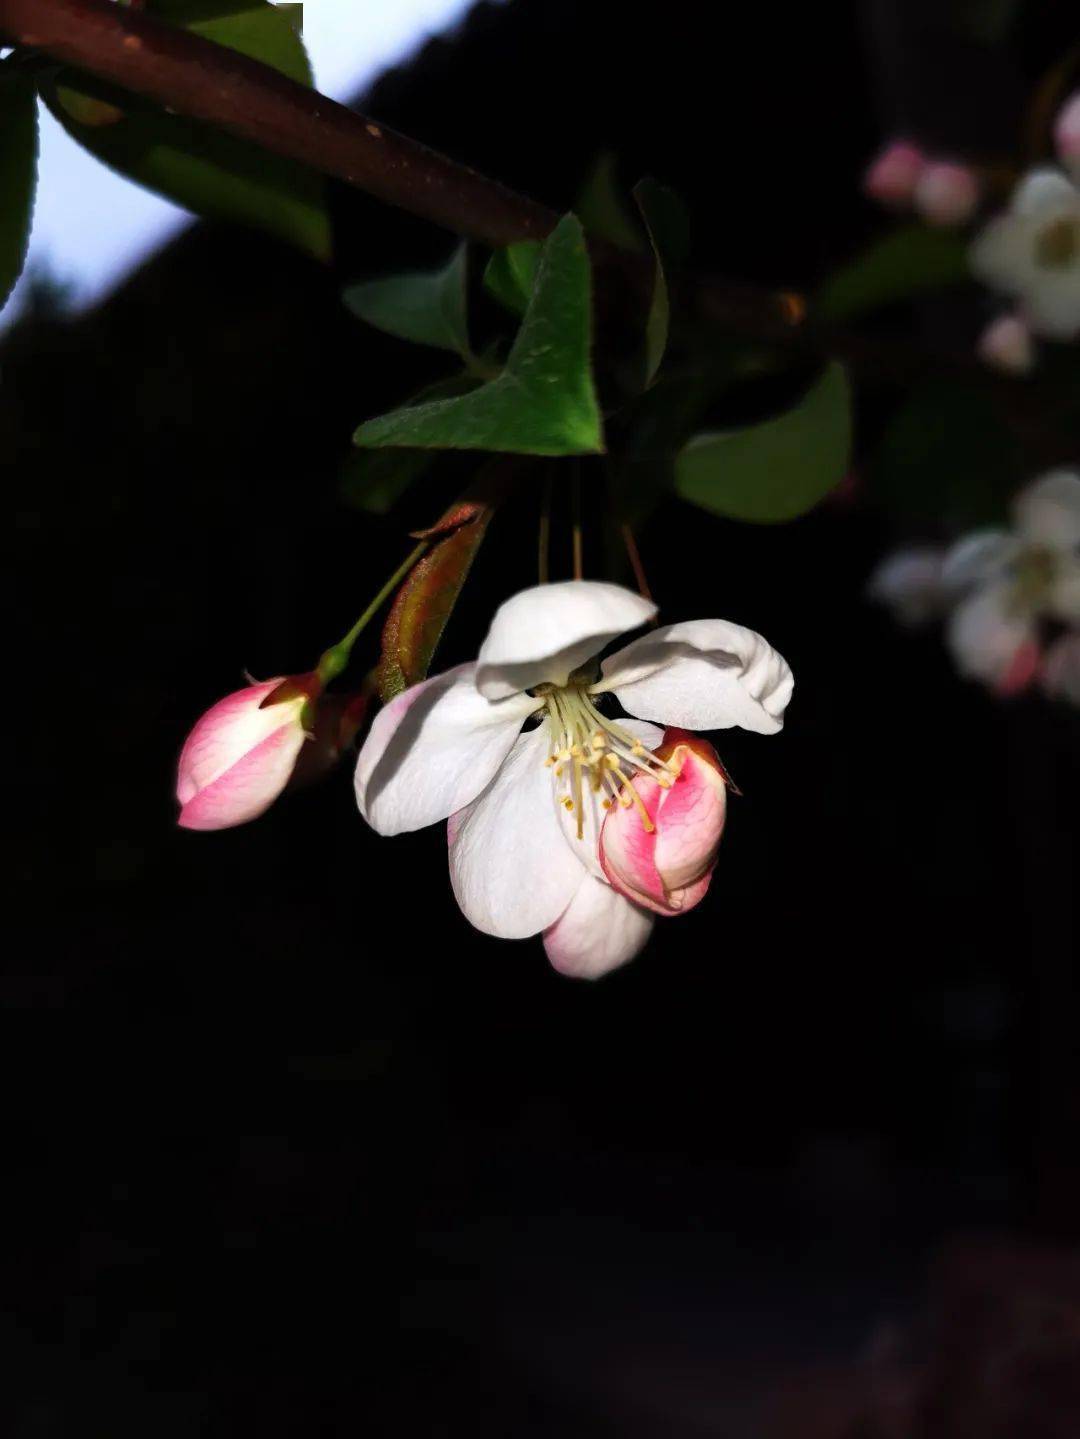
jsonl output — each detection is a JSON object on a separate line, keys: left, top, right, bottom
{"left": 339, "top": 375, "right": 482, "bottom": 512}
{"left": 815, "top": 225, "right": 969, "bottom": 323}
{"left": 575, "top": 151, "right": 645, "bottom": 253}
{"left": 354, "top": 214, "right": 604, "bottom": 457}
{"left": 0, "top": 64, "right": 38, "bottom": 315}
{"left": 344, "top": 243, "right": 470, "bottom": 356}
{"left": 46, "top": 0, "right": 330, "bottom": 260}
{"left": 874, "top": 378, "right": 1022, "bottom": 527}
{"left": 483, "top": 240, "right": 541, "bottom": 316}
{"left": 633, "top": 177, "right": 690, "bottom": 388}
{"left": 675, "top": 362, "right": 852, "bottom": 523}
{"left": 339, "top": 448, "right": 435, "bottom": 514}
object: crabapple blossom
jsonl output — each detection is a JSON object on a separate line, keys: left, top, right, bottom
{"left": 870, "top": 471, "right": 1080, "bottom": 702}
{"left": 863, "top": 140, "right": 925, "bottom": 209}
{"left": 355, "top": 581, "right": 793, "bottom": 978}
{"left": 866, "top": 548, "right": 950, "bottom": 627}
{"left": 1055, "top": 92, "right": 1080, "bottom": 182}
{"left": 970, "top": 168, "right": 1080, "bottom": 341}
{"left": 177, "top": 677, "right": 310, "bottom": 830}
{"left": 913, "top": 161, "right": 980, "bottom": 228}
{"left": 600, "top": 730, "right": 728, "bottom": 916}
{"left": 976, "top": 312, "right": 1035, "bottom": 375}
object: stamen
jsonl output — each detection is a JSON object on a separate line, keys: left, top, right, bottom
{"left": 541, "top": 678, "right": 670, "bottom": 838}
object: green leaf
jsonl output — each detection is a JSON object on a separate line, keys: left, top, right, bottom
{"left": 339, "top": 448, "right": 435, "bottom": 514}
{"left": 815, "top": 225, "right": 969, "bottom": 323}
{"left": 355, "top": 214, "right": 604, "bottom": 458}
{"left": 675, "top": 362, "right": 852, "bottom": 523}
{"left": 874, "top": 378, "right": 1022, "bottom": 527}
{"left": 483, "top": 240, "right": 541, "bottom": 317}
{"left": 46, "top": 0, "right": 330, "bottom": 260}
{"left": 339, "top": 375, "right": 482, "bottom": 512}
{"left": 0, "top": 64, "right": 38, "bottom": 315}
{"left": 575, "top": 151, "right": 646, "bottom": 253}
{"left": 344, "top": 243, "right": 470, "bottom": 356}
{"left": 816, "top": 224, "right": 972, "bottom": 323}
{"left": 633, "top": 177, "right": 691, "bottom": 388}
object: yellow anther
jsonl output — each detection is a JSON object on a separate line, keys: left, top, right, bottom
{"left": 631, "top": 742, "right": 645, "bottom": 756}
{"left": 602, "top": 799, "right": 612, "bottom": 810}
{"left": 591, "top": 732, "right": 606, "bottom": 749}
{"left": 563, "top": 797, "right": 574, "bottom": 811}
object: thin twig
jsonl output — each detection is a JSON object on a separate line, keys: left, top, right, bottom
{"left": 0, "top": 0, "right": 555, "bottom": 247}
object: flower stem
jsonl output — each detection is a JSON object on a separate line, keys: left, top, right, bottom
{"left": 538, "top": 472, "right": 552, "bottom": 584}
{"left": 620, "top": 522, "right": 654, "bottom": 605}
{"left": 571, "top": 465, "right": 583, "bottom": 581}
{"left": 316, "top": 539, "right": 428, "bottom": 687}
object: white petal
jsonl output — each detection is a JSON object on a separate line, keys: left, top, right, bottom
{"left": 355, "top": 664, "right": 538, "bottom": 835}
{"left": 596, "top": 619, "right": 793, "bottom": 735}
{"left": 1013, "top": 468, "right": 1080, "bottom": 551}
{"left": 866, "top": 547, "right": 948, "bottom": 625}
{"left": 1012, "top": 167, "right": 1078, "bottom": 217}
{"left": 941, "top": 530, "right": 1018, "bottom": 590}
{"left": 475, "top": 581, "right": 656, "bottom": 700}
{"left": 553, "top": 718, "right": 664, "bottom": 880}
{"left": 1049, "top": 559, "right": 1080, "bottom": 624}
{"left": 970, "top": 215, "right": 1037, "bottom": 293}
{"left": 1022, "top": 271, "right": 1080, "bottom": 341}
{"left": 946, "top": 584, "right": 1035, "bottom": 687}
{"left": 1041, "top": 633, "right": 1080, "bottom": 706}
{"left": 543, "top": 875, "right": 653, "bottom": 980}
{"left": 448, "top": 726, "right": 586, "bottom": 939}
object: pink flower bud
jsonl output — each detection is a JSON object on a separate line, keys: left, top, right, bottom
{"left": 863, "top": 140, "right": 925, "bottom": 209}
{"left": 976, "top": 312, "right": 1035, "bottom": 375}
{"left": 599, "top": 729, "right": 728, "bottom": 916}
{"left": 177, "top": 677, "right": 311, "bottom": 831}
{"left": 913, "top": 161, "right": 980, "bottom": 227}
{"left": 1054, "top": 92, "right": 1080, "bottom": 180}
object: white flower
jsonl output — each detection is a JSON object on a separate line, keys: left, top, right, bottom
{"left": 355, "top": 581, "right": 793, "bottom": 978}
{"left": 867, "top": 548, "right": 951, "bottom": 626}
{"left": 868, "top": 471, "right": 1080, "bottom": 704}
{"left": 943, "top": 469, "right": 1080, "bottom": 693}
{"left": 970, "top": 169, "right": 1080, "bottom": 341}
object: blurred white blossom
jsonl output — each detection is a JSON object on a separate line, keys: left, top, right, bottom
{"left": 971, "top": 169, "right": 1080, "bottom": 341}
{"left": 869, "top": 470, "right": 1080, "bottom": 703}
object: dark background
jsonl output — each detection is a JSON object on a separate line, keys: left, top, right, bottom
{"left": 4, "top": 1, "right": 1079, "bottom": 1434}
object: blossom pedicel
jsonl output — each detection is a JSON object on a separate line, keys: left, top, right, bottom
{"left": 355, "top": 581, "right": 793, "bottom": 979}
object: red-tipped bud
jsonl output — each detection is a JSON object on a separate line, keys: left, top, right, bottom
{"left": 599, "top": 729, "right": 728, "bottom": 917}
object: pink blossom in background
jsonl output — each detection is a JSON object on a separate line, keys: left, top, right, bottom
{"left": 913, "top": 161, "right": 980, "bottom": 227}
{"left": 1055, "top": 91, "right": 1080, "bottom": 180}
{"left": 862, "top": 139, "right": 925, "bottom": 209}
{"left": 976, "top": 312, "right": 1035, "bottom": 374}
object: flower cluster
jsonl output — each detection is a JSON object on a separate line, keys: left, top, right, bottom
{"left": 863, "top": 140, "right": 980, "bottom": 228}
{"left": 864, "top": 95, "right": 1080, "bottom": 372}
{"left": 869, "top": 469, "right": 1080, "bottom": 704}
{"left": 354, "top": 582, "right": 793, "bottom": 978}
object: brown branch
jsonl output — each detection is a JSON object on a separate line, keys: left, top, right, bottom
{"left": 0, "top": 0, "right": 557, "bottom": 248}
